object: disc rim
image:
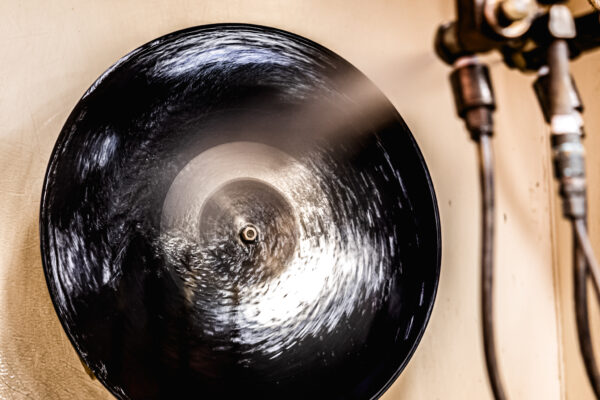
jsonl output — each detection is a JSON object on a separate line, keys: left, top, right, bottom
{"left": 39, "top": 22, "right": 442, "bottom": 400}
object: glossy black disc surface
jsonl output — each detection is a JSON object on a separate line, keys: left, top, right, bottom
{"left": 40, "top": 24, "right": 441, "bottom": 400}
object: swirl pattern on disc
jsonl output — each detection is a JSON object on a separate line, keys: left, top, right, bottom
{"left": 40, "top": 24, "right": 441, "bottom": 400}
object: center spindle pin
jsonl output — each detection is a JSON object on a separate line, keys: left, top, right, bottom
{"left": 240, "top": 224, "right": 259, "bottom": 243}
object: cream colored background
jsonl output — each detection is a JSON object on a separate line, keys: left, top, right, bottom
{"left": 1, "top": 0, "right": 599, "bottom": 399}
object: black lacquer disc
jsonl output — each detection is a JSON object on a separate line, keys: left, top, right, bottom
{"left": 40, "top": 24, "right": 441, "bottom": 400}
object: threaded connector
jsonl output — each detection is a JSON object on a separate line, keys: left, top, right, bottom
{"left": 450, "top": 59, "right": 496, "bottom": 140}
{"left": 552, "top": 132, "right": 586, "bottom": 218}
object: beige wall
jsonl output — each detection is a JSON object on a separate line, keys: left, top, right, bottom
{"left": 0, "top": 1, "right": 598, "bottom": 398}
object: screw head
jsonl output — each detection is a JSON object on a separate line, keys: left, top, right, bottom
{"left": 240, "top": 224, "right": 259, "bottom": 243}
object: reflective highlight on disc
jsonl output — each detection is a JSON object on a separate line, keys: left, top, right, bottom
{"left": 40, "top": 24, "right": 441, "bottom": 400}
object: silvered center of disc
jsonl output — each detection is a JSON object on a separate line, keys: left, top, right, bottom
{"left": 158, "top": 141, "right": 388, "bottom": 360}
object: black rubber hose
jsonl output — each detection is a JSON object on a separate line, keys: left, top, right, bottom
{"left": 573, "top": 220, "right": 600, "bottom": 399}
{"left": 574, "top": 219, "right": 600, "bottom": 301}
{"left": 478, "top": 133, "right": 507, "bottom": 400}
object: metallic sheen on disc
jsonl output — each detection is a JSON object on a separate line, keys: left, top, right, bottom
{"left": 40, "top": 24, "right": 441, "bottom": 400}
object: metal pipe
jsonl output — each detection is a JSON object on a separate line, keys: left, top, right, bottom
{"left": 449, "top": 57, "right": 506, "bottom": 400}
{"left": 548, "top": 40, "right": 572, "bottom": 116}
{"left": 547, "top": 35, "right": 600, "bottom": 400}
